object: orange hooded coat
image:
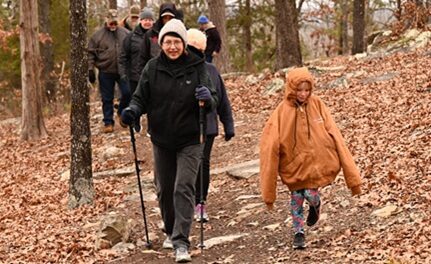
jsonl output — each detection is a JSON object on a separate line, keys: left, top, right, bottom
{"left": 259, "top": 67, "right": 361, "bottom": 208}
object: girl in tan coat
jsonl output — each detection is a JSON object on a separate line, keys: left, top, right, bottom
{"left": 259, "top": 67, "right": 362, "bottom": 249}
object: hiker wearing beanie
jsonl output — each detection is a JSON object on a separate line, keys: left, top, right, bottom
{"left": 197, "top": 15, "right": 221, "bottom": 63}
{"left": 121, "top": 19, "right": 218, "bottom": 263}
{"left": 259, "top": 67, "right": 362, "bottom": 249}
{"left": 88, "top": 9, "right": 130, "bottom": 133}
{"left": 119, "top": 4, "right": 141, "bottom": 31}
{"left": 187, "top": 28, "right": 235, "bottom": 223}
{"left": 119, "top": 7, "right": 155, "bottom": 132}
{"left": 138, "top": 2, "right": 178, "bottom": 70}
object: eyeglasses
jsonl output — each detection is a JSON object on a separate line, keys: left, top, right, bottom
{"left": 162, "top": 40, "right": 183, "bottom": 48}
{"left": 108, "top": 21, "right": 118, "bottom": 26}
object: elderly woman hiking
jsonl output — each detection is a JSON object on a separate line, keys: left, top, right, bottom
{"left": 121, "top": 19, "right": 217, "bottom": 263}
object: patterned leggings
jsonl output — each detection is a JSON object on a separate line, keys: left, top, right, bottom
{"left": 290, "top": 188, "right": 320, "bottom": 234}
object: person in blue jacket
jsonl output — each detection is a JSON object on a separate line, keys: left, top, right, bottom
{"left": 187, "top": 28, "right": 235, "bottom": 222}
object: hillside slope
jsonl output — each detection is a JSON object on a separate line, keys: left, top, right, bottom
{"left": 0, "top": 45, "right": 430, "bottom": 263}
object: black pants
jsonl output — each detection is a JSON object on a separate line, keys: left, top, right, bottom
{"left": 195, "top": 135, "right": 215, "bottom": 205}
{"left": 129, "top": 80, "right": 139, "bottom": 96}
{"left": 153, "top": 143, "right": 202, "bottom": 249}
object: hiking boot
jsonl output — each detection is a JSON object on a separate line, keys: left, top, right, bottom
{"left": 306, "top": 201, "right": 321, "bottom": 227}
{"left": 293, "top": 232, "right": 306, "bottom": 249}
{"left": 194, "top": 204, "right": 209, "bottom": 223}
{"left": 102, "top": 124, "right": 114, "bottom": 133}
{"left": 162, "top": 236, "right": 173, "bottom": 249}
{"left": 175, "top": 247, "right": 191, "bottom": 263}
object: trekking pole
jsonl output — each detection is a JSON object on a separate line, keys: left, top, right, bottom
{"left": 129, "top": 126, "right": 152, "bottom": 249}
{"left": 198, "top": 100, "right": 206, "bottom": 252}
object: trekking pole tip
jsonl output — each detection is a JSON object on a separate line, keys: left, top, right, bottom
{"left": 145, "top": 241, "right": 153, "bottom": 249}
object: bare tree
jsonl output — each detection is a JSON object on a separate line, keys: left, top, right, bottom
{"left": 275, "top": 0, "right": 302, "bottom": 70}
{"left": 19, "top": 0, "right": 48, "bottom": 140}
{"left": 338, "top": 0, "right": 349, "bottom": 54}
{"left": 244, "top": 0, "right": 255, "bottom": 72}
{"left": 38, "top": 0, "right": 57, "bottom": 104}
{"left": 140, "top": 0, "right": 147, "bottom": 9}
{"left": 68, "top": 0, "right": 94, "bottom": 208}
{"left": 208, "top": 0, "right": 231, "bottom": 73}
{"left": 109, "top": 0, "right": 117, "bottom": 9}
{"left": 352, "top": 0, "right": 365, "bottom": 54}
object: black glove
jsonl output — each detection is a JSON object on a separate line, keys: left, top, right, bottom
{"left": 121, "top": 107, "right": 136, "bottom": 126}
{"left": 195, "top": 85, "right": 212, "bottom": 101}
{"left": 88, "top": 70, "right": 96, "bottom": 84}
{"left": 225, "top": 133, "right": 234, "bottom": 141}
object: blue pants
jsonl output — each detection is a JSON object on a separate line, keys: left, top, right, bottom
{"left": 98, "top": 72, "right": 130, "bottom": 125}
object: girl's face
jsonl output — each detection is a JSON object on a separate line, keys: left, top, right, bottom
{"left": 296, "top": 82, "right": 311, "bottom": 103}
{"left": 161, "top": 35, "right": 184, "bottom": 60}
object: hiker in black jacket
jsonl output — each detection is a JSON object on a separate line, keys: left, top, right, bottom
{"left": 197, "top": 15, "right": 221, "bottom": 63}
{"left": 138, "top": 3, "right": 177, "bottom": 71}
{"left": 119, "top": 8, "right": 154, "bottom": 95}
{"left": 121, "top": 19, "right": 218, "bottom": 263}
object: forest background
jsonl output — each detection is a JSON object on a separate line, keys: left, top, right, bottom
{"left": 0, "top": 0, "right": 430, "bottom": 263}
{"left": 1, "top": 0, "right": 429, "bottom": 121}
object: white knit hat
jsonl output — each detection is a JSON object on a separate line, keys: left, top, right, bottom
{"left": 158, "top": 19, "right": 187, "bottom": 46}
{"left": 187, "top": 28, "right": 207, "bottom": 51}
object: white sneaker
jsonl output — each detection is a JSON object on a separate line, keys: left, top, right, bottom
{"left": 175, "top": 247, "right": 191, "bottom": 263}
{"left": 162, "top": 237, "right": 173, "bottom": 249}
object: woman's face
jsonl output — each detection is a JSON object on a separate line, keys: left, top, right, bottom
{"left": 161, "top": 35, "right": 184, "bottom": 60}
{"left": 296, "top": 81, "right": 311, "bottom": 103}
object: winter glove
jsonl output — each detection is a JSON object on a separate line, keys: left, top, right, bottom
{"left": 225, "top": 133, "right": 235, "bottom": 141}
{"left": 121, "top": 107, "right": 137, "bottom": 126}
{"left": 88, "top": 70, "right": 96, "bottom": 84}
{"left": 195, "top": 85, "right": 212, "bottom": 101}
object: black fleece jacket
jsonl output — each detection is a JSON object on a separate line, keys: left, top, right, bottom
{"left": 130, "top": 49, "right": 218, "bottom": 150}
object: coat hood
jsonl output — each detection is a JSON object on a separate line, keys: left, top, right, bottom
{"left": 152, "top": 3, "right": 177, "bottom": 32}
{"left": 159, "top": 3, "right": 177, "bottom": 20}
{"left": 285, "top": 67, "right": 315, "bottom": 103}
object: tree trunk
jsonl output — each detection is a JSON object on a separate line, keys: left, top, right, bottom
{"left": 396, "top": 0, "right": 402, "bottom": 20}
{"left": 109, "top": 0, "right": 117, "bottom": 9}
{"left": 68, "top": 0, "right": 94, "bottom": 209}
{"left": 275, "top": 0, "right": 302, "bottom": 70}
{"left": 19, "top": 0, "right": 48, "bottom": 140}
{"left": 38, "top": 0, "right": 57, "bottom": 104}
{"left": 129, "top": 0, "right": 134, "bottom": 7}
{"left": 208, "top": 0, "right": 231, "bottom": 73}
{"left": 140, "top": 0, "right": 147, "bottom": 9}
{"left": 244, "top": 0, "right": 255, "bottom": 72}
{"left": 338, "top": 0, "right": 349, "bottom": 55}
{"left": 352, "top": 0, "right": 365, "bottom": 54}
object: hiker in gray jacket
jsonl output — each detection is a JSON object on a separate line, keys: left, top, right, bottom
{"left": 88, "top": 9, "right": 130, "bottom": 133}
